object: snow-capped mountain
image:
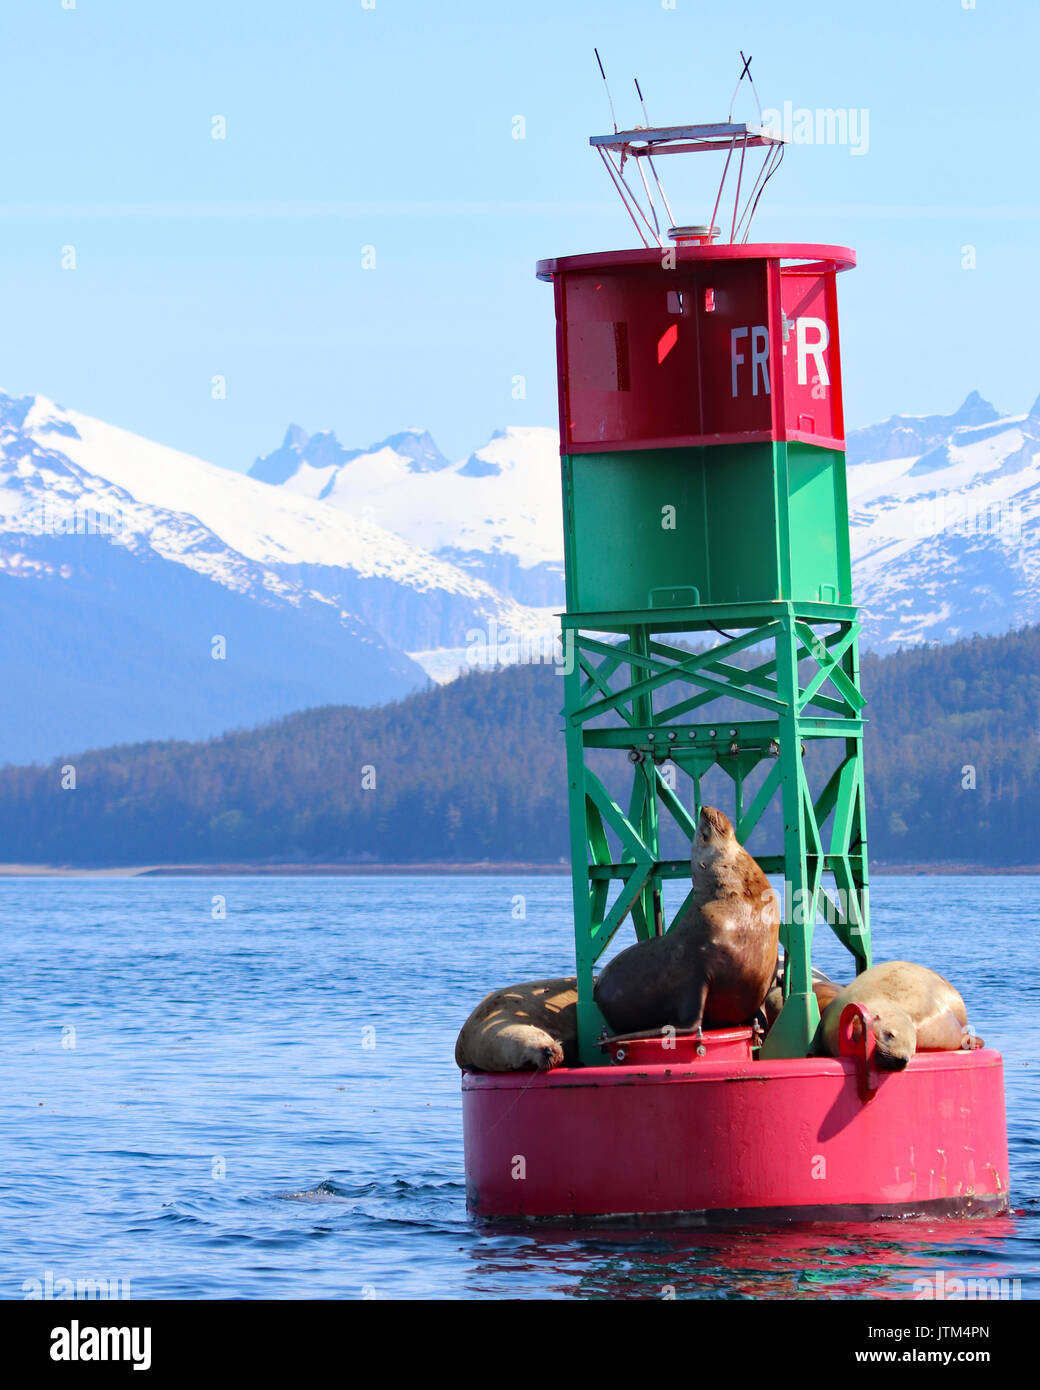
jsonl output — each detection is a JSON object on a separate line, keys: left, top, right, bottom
{"left": 251, "top": 424, "right": 565, "bottom": 606}
{"left": 253, "top": 392, "right": 1040, "bottom": 651}
{"left": 6, "top": 382, "right": 1039, "bottom": 766}
{"left": 251, "top": 423, "right": 453, "bottom": 487}
{"left": 847, "top": 392, "right": 1040, "bottom": 647}
{"left": 0, "top": 392, "right": 552, "bottom": 763}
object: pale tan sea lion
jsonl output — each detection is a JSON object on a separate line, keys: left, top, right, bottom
{"left": 455, "top": 977, "right": 578, "bottom": 1072}
{"left": 594, "top": 806, "right": 780, "bottom": 1035}
{"left": 810, "top": 960, "right": 984, "bottom": 1069}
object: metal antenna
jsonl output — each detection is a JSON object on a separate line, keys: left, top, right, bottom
{"left": 631, "top": 78, "right": 661, "bottom": 239}
{"left": 633, "top": 76, "right": 677, "bottom": 233}
{"left": 594, "top": 48, "right": 619, "bottom": 133}
{"left": 634, "top": 76, "right": 650, "bottom": 128}
{"left": 728, "top": 50, "right": 760, "bottom": 123}
{"left": 717, "top": 50, "right": 765, "bottom": 241}
{"left": 588, "top": 71, "right": 787, "bottom": 245}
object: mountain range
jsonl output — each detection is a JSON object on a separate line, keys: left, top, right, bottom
{"left": 254, "top": 389, "right": 1040, "bottom": 653}
{"left": 2, "top": 385, "right": 1039, "bottom": 765}
{"left": 0, "top": 392, "right": 547, "bottom": 763}
{"left": 250, "top": 421, "right": 564, "bottom": 606}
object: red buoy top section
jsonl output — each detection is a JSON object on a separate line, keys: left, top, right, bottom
{"left": 536, "top": 243, "right": 855, "bottom": 454}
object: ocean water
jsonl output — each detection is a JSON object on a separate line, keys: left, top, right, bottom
{"left": 0, "top": 874, "right": 1037, "bottom": 1301}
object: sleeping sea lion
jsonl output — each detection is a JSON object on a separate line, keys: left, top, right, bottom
{"left": 455, "top": 977, "right": 578, "bottom": 1072}
{"left": 594, "top": 806, "right": 780, "bottom": 1035}
{"left": 810, "top": 960, "right": 984, "bottom": 1069}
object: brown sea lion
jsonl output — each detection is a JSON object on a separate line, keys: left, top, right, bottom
{"left": 763, "top": 961, "right": 843, "bottom": 1029}
{"left": 455, "top": 977, "right": 578, "bottom": 1072}
{"left": 810, "top": 960, "right": 984, "bottom": 1069}
{"left": 594, "top": 806, "right": 780, "bottom": 1035}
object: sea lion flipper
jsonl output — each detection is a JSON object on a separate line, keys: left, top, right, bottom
{"left": 912, "top": 1004, "right": 972, "bottom": 1052}
{"left": 676, "top": 975, "right": 709, "bottom": 1031}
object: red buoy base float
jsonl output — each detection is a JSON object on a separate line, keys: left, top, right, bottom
{"left": 461, "top": 1029, "right": 1010, "bottom": 1224}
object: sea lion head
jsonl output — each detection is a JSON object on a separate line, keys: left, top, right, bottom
{"left": 533, "top": 1038, "right": 565, "bottom": 1070}
{"left": 692, "top": 805, "right": 740, "bottom": 883}
{"left": 506, "top": 1026, "right": 565, "bottom": 1071}
{"left": 695, "top": 805, "right": 736, "bottom": 855}
{"left": 862, "top": 1005, "right": 916, "bottom": 1070}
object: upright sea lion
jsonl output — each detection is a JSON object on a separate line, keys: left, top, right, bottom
{"left": 594, "top": 806, "right": 780, "bottom": 1035}
{"left": 763, "top": 961, "right": 843, "bottom": 1029}
{"left": 455, "top": 977, "right": 578, "bottom": 1072}
{"left": 810, "top": 960, "right": 984, "bottom": 1069}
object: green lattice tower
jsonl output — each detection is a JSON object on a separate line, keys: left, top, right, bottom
{"left": 539, "top": 235, "right": 872, "bottom": 1064}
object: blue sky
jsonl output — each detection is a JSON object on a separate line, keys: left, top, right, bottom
{"left": 1, "top": 0, "right": 1036, "bottom": 470}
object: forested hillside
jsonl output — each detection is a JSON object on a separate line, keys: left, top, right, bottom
{"left": 1, "top": 625, "right": 1038, "bottom": 867}
{"left": 859, "top": 627, "right": 1040, "bottom": 862}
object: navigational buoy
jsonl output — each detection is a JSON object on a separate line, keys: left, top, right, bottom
{"left": 462, "top": 67, "right": 1010, "bottom": 1223}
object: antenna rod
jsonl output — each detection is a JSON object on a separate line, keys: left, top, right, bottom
{"left": 631, "top": 77, "right": 677, "bottom": 227}
{"left": 634, "top": 76, "right": 650, "bottom": 127}
{"left": 728, "top": 50, "right": 753, "bottom": 122}
{"left": 594, "top": 48, "right": 619, "bottom": 133}
{"left": 627, "top": 82, "right": 664, "bottom": 242}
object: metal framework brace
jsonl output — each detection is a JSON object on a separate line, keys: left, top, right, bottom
{"left": 561, "top": 603, "right": 871, "bottom": 1064}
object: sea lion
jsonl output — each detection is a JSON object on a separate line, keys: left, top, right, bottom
{"left": 763, "top": 961, "right": 843, "bottom": 1029}
{"left": 810, "top": 960, "right": 984, "bottom": 1069}
{"left": 594, "top": 806, "right": 780, "bottom": 1035}
{"left": 455, "top": 977, "right": 578, "bottom": 1072}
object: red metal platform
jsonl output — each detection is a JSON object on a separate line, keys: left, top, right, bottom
{"left": 461, "top": 1034, "right": 1010, "bottom": 1224}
